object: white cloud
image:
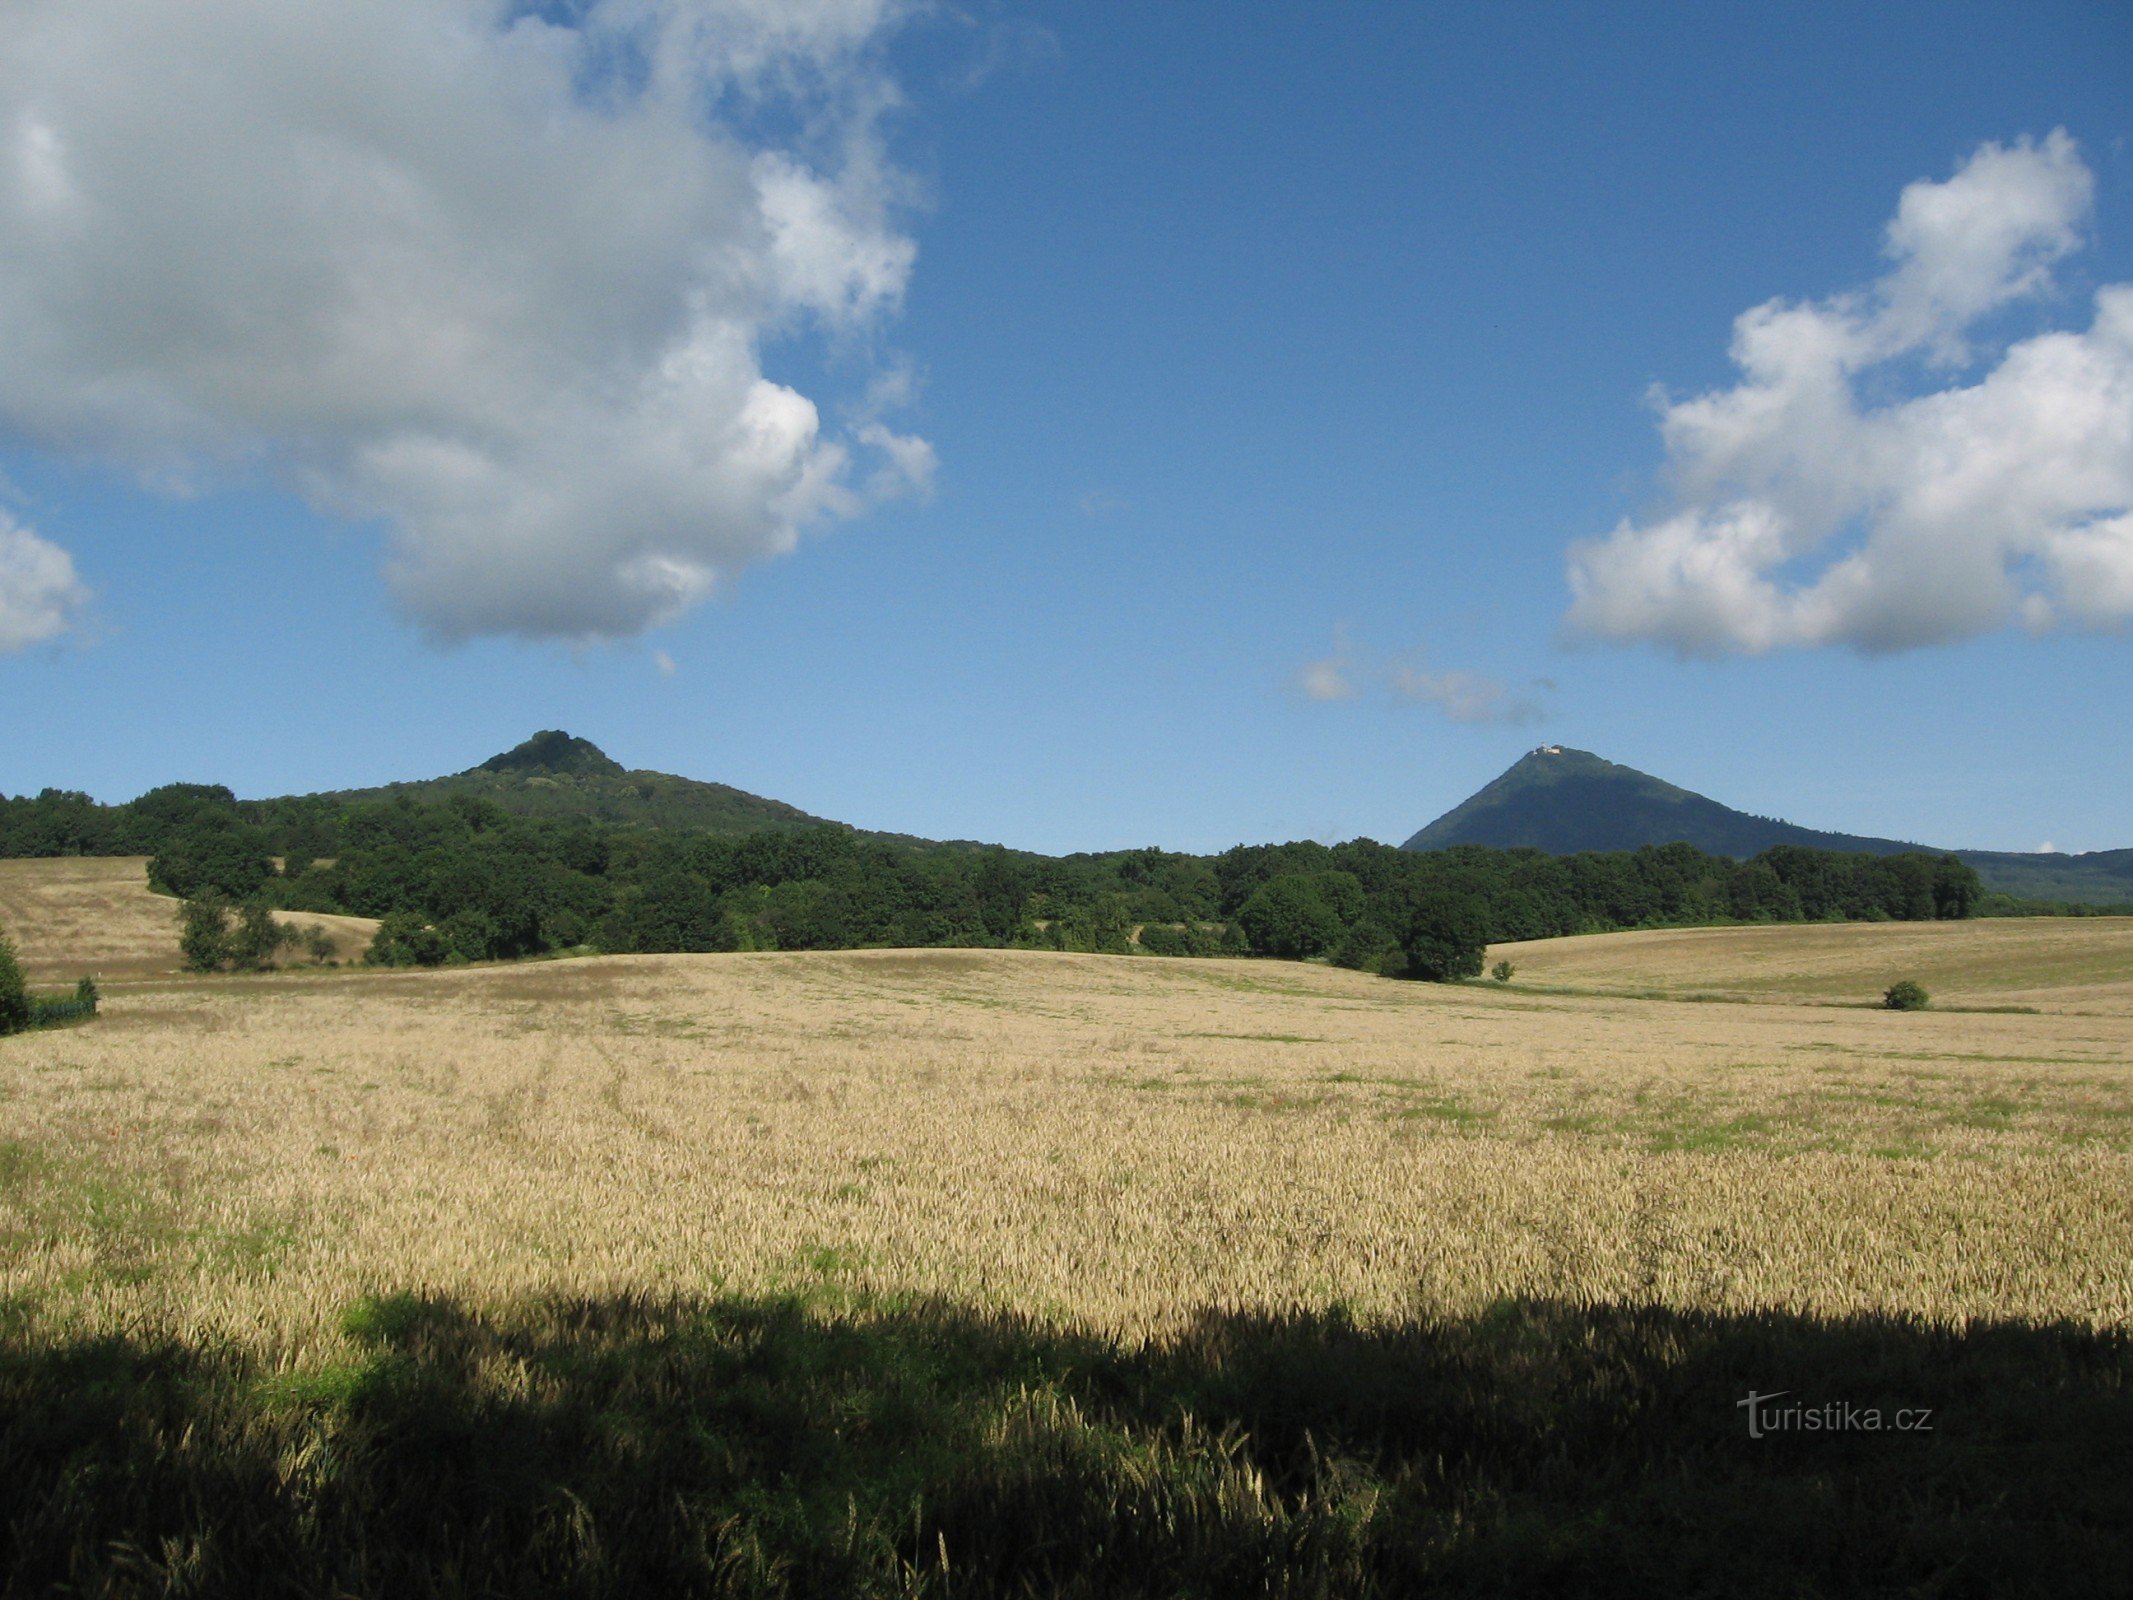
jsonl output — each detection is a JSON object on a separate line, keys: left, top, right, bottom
{"left": 0, "top": 0, "right": 929, "bottom": 642}
{"left": 0, "top": 509, "right": 88, "bottom": 652}
{"left": 1298, "top": 656, "right": 1358, "bottom": 701}
{"left": 653, "top": 648, "right": 678, "bottom": 676}
{"left": 1297, "top": 629, "right": 1542, "bottom": 723}
{"left": 1297, "top": 624, "right": 1359, "bottom": 700}
{"left": 1386, "top": 666, "right": 1541, "bottom": 726}
{"left": 1567, "top": 132, "right": 2133, "bottom": 655}
{"left": 955, "top": 14, "right": 1063, "bottom": 93}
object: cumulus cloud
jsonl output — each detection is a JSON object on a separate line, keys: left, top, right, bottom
{"left": 1297, "top": 658, "right": 1357, "bottom": 701}
{"left": 1297, "top": 630, "right": 1542, "bottom": 724}
{"left": 1567, "top": 131, "right": 2133, "bottom": 655}
{"left": 0, "top": 509, "right": 88, "bottom": 652}
{"left": 1387, "top": 666, "right": 1542, "bottom": 726}
{"left": 0, "top": 0, "right": 930, "bottom": 642}
{"left": 1297, "top": 628, "right": 1359, "bottom": 701}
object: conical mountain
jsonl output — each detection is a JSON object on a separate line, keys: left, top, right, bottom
{"left": 1401, "top": 746, "right": 2133, "bottom": 904}
{"left": 1402, "top": 746, "right": 1932, "bottom": 858}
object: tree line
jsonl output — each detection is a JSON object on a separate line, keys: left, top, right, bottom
{"left": 2, "top": 781, "right": 1983, "bottom": 978}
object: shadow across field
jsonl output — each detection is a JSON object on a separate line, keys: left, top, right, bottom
{"left": 2, "top": 1291, "right": 2127, "bottom": 1598}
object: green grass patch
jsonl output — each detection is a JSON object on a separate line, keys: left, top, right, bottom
{"left": 1, "top": 1290, "right": 2127, "bottom": 1597}
{"left": 1182, "top": 1030, "right": 1327, "bottom": 1044}
{"left": 1395, "top": 1097, "right": 1495, "bottom": 1128}
{"left": 190, "top": 1219, "right": 301, "bottom": 1279}
{"left": 1946, "top": 1095, "right": 2030, "bottom": 1130}
{"left": 1875, "top": 1050, "right": 2113, "bottom": 1067}
{"left": 1868, "top": 1140, "right": 1942, "bottom": 1161}
{"left": 1648, "top": 1112, "right": 1782, "bottom": 1154}
{"left": 1226, "top": 1090, "right": 1327, "bottom": 1113}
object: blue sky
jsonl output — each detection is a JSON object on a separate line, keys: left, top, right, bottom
{"left": 2, "top": 0, "right": 2129, "bottom": 855}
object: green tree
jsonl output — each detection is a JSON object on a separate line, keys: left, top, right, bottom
{"left": 1932, "top": 856, "right": 1983, "bottom": 920}
{"left": 179, "top": 898, "right": 233, "bottom": 973}
{"left": 1394, "top": 891, "right": 1490, "bottom": 982}
{"left": 228, "top": 902, "right": 294, "bottom": 970}
{"left": 0, "top": 924, "right": 29, "bottom": 1034}
{"left": 1236, "top": 874, "right": 1346, "bottom": 960}
{"left": 615, "top": 865, "right": 728, "bottom": 954}
{"left": 438, "top": 909, "right": 501, "bottom": 963}
{"left": 366, "top": 913, "right": 449, "bottom": 968}
{"left": 1328, "top": 913, "right": 1398, "bottom": 972}
{"left": 149, "top": 816, "right": 275, "bottom": 902}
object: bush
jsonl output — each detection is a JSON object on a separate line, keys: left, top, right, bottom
{"left": 179, "top": 897, "right": 233, "bottom": 973}
{"left": 1883, "top": 979, "right": 1930, "bottom": 1011}
{"left": 366, "top": 912, "right": 449, "bottom": 968}
{"left": 1491, "top": 960, "right": 1515, "bottom": 983}
{"left": 1137, "top": 923, "right": 1226, "bottom": 958}
{"left": 0, "top": 925, "right": 28, "bottom": 1035}
{"left": 27, "top": 992, "right": 98, "bottom": 1027}
{"left": 229, "top": 902, "right": 296, "bottom": 970}
{"left": 1236, "top": 875, "right": 1347, "bottom": 960}
{"left": 1397, "top": 895, "right": 1490, "bottom": 983}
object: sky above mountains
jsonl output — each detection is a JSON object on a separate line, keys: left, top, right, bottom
{"left": 2, "top": 1, "right": 2129, "bottom": 855}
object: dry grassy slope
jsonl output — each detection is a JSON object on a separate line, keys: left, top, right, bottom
{"left": 1490, "top": 917, "right": 2133, "bottom": 1014}
{"left": 0, "top": 857, "right": 378, "bottom": 982}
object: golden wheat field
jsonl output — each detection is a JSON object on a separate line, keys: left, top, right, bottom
{"left": 4, "top": 901, "right": 2131, "bottom": 1374}
{"left": 1491, "top": 916, "right": 2133, "bottom": 1013}
{"left": 0, "top": 857, "right": 378, "bottom": 983}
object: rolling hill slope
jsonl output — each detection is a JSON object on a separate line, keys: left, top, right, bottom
{"left": 0, "top": 857, "right": 378, "bottom": 982}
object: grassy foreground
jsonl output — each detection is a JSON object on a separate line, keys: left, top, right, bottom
{"left": 6, "top": 1290, "right": 2128, "bottom": 1598}
{"left": 2, "top": 929, "right": 2130, "bottom": 1594}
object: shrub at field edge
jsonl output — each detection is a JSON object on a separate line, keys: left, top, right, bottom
{"left": 1883, "top": 979, "right": 1931, "bottom": 1011}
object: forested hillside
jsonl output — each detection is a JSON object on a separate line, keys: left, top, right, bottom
{"left": 1, "top": 733, "right": 1986, "bottom": 979}
{"left": 297, "top": 731, "right": 844, "bottom": 836}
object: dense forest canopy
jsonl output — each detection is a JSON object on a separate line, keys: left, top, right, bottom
{"left": 0, "top": 778, "right": 1986, "bottom": 976}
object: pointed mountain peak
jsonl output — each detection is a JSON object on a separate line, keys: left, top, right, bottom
{"left": 475, "top": 731, "right": 625, "bottom": 779}
{"left": 1403, "top": 748, "right": 1919, "bottom": 858}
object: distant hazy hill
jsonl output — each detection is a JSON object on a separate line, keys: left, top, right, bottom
{"left": 298, "top": 731, "right": 839, "bottom": 835}
{"left": 1951, "top": 847, "right": 2133, "bottom": 906}
{"left": 1404, "top": 746, "right": 2133, "bottom": 906}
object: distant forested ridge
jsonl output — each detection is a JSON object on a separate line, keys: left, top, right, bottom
{"left": 0, "top": 734, "right": 1984, "bottom": 976}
